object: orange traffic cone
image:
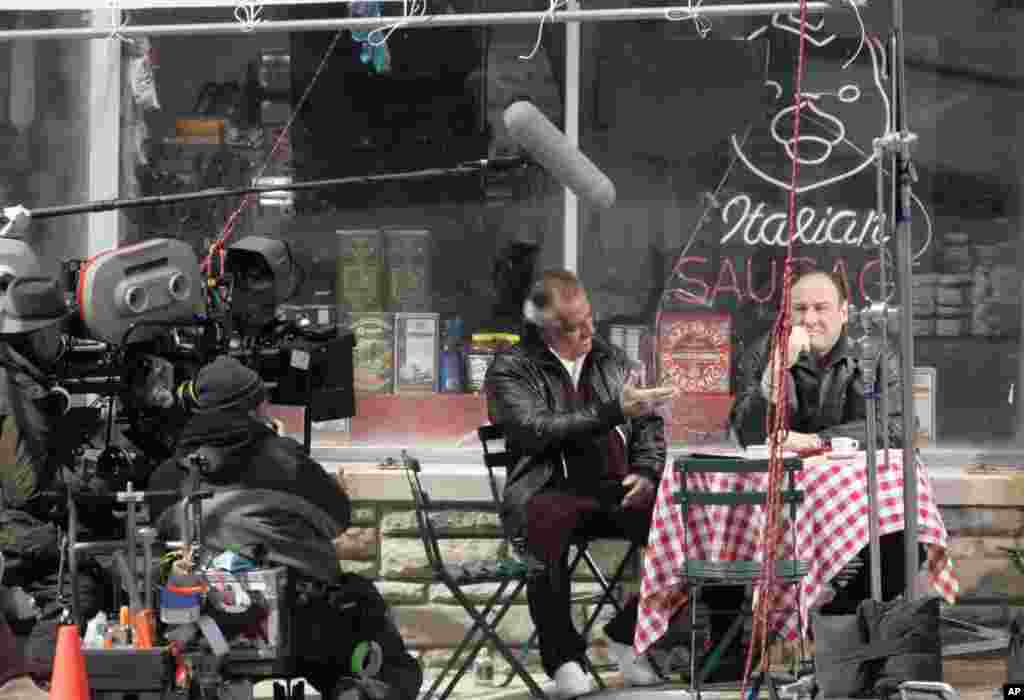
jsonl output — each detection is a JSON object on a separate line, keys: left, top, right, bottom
{"left": 49, "top": 624, "right": 90, "bottom": 700}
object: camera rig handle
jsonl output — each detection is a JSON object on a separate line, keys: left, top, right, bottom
{"left": 182, "top": 451, "right": 215, "bottom": 572}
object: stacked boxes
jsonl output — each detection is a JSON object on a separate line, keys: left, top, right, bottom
{"left": 912, "top": 222, "right": 1020, "bottom": 338}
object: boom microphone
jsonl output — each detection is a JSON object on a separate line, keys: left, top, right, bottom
{"left": 503, "top": 101, "right": 616, "bottom": 209}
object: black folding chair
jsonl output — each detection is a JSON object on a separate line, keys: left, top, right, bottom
{"left": 402, "top": 452, "right": 549, "bottom": 700}
{"left": 478, "top": 424, "right": 649, "bottom": 686}
{"left": 674, "top": 454, "right": 811, "bottom": 699}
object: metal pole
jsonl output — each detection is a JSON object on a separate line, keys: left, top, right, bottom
{"left": 563, "top": 0, "right": 580, "bottom": 272}
{"left": 7, "top": 0, "right": 368, "bottom": 8}
{"left": 861, "top": 340, "right": 883, "bottom": 602}
{"left": 67, "top": 490, "right": 82, "bottom": 627}
{"left": 891, "top": 0, "right": 920, "bottom": 601}
{"left": 0, "top": 1, "right": 863, "bottom": 41}
{"left": 11, "top": 159, "right": 526, "bottom": 220}
{"left": 87, "top": 7, "right": 121, "bottom": 254}
{"left": 859, "top": 143, "right": 890, "bottom": 604}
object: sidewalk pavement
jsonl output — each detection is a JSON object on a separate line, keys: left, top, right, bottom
{"left": 251, "top": 656, "right": 1007, "bottom": 700}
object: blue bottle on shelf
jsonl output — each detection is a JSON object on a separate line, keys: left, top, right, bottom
{"left": 439, "top": 317, "right": 465, "bottom": 393}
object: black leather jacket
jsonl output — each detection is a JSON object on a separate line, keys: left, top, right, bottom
{"left": 484, "top": 325, "right": 667, "bottom": 539}
{"left": 729, "top": 331, "right": 905, "bottom": 449}
{"left": 148, "top": 412, "right": 351, "bottom": 583}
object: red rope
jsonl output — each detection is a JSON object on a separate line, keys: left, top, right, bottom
{"left": 744, "top": 1, "right": 812, "bottom": 689}
{"left": 201, "top": 30, "right": 347, "bottom": 304}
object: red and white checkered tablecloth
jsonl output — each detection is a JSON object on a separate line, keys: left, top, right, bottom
{"left": 634, "top": 450, "right": 959, "bottom": 655}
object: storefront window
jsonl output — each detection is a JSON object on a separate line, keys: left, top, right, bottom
{"left": 123, "top": 6, "right": 567, "bottom": 452}
{"left": 579, "top": 6, "right": 1024, "bottom": 451}
{"left": 109, "top": 4, "right": 1024, "bottom": 456}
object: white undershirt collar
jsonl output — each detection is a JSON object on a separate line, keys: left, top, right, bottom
{"left": 548, "top": 345, "right": 588, "bottom": 389}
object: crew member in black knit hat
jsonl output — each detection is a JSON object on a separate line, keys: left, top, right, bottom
{"left": 147, "top": 355, "right": 423, "bottom": 700}
{"left": 149, "top": 355, "right": 346, "bottom": 528}
{"left": 192, "top": 355, "right": 266, "bottom": 412}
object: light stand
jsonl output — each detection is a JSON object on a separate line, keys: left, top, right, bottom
{"left": 856, "top": 321, "right": 885, "bottom": 603}
{"left": 864, "top": 0, "right": 919, "bottom": 603}
{"left": 889, "top": 0, "right": 922, "bottom": 600}
{"left": 854, "top": 2, "right": 1014, "bottom": 665}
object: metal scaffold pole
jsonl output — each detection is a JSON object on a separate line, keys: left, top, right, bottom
{"left": 0, "top": 1, "right": 864, "bottom": 41}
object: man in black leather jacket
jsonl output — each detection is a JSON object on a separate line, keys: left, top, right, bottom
{"left": 729, "top": 270, "right": 905, "bottom": 451}
{"left": 728, "top": 270, "right": 921, "bottom": 633}
{"left": 485, "top": 270, "right": 674, "bottom": 695}
{"left": 148, "top": 356, "right": 422, "bottom": 700}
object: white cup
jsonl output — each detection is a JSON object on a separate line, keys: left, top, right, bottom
{"left": 830, "top": 437, "right": 860, "bottom": 452}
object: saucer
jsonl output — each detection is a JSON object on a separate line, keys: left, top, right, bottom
{"left": 745, "top": 446, "right": 798, "bottom": 460}
{"left": 827, "top": 450, "right": 860, "bottom": 460}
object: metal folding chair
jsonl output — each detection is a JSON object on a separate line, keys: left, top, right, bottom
{"left": 673, "top": 453, "right": 811, "bottom": 699}
{"left": 402, "top": 452, "right": 549, "bottom": 700}
{"left": 478, "top": 424, "right": 647, "bottom": 686}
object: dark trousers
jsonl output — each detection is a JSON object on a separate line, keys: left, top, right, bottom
{"left": 524, "top": 497, "right": 652, "bottom": 677}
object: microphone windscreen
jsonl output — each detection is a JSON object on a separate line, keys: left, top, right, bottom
{"left": 503, "top": 101, "right": 616, "bottom": 209}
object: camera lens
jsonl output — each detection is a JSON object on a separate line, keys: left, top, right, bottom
{"left": 168, "top": 272, "right": 190, "bottom": 301}
{"left": 125, "top": 286, "right": 149, "bottom": 314}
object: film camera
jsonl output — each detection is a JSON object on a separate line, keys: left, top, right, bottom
{"left": 2, "top": 235, "right": 354, "bottom": 498}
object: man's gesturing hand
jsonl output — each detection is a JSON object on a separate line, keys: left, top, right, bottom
{"left": 621, "top": 381, "right": 675, "bottom": 419}
{"left": 621, "top": 473, "right": 656, "bottom": 510}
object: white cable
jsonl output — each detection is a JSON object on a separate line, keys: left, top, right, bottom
{"left": 772, "top": 11, "right": 835, "bottom": 47}
{"left": 841, "top": 0, "right": 866, "bottom": 70}
{"left": 665, "top": 0, "right": 711, "bottom": 38}
{"left": 519, "top": 0, "right": 566, "bottom": 60}
{"left": 105, "top": 0, "right": 135, "bottom": 43}
{"left": 367, "top": 0, "right": 426, "bottom": 47}
{"left": 233, "top": 1, "right": 264, "bottom": 31}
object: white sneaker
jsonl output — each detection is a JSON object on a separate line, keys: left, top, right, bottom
{"left": 553, "top": 661, "right": 596, "bottom": 698}
{"left": 0, "top": 676, "right": 48, "bottom": 700}
{"left": 606, "top": 639, "right": 662, "bottom": 686}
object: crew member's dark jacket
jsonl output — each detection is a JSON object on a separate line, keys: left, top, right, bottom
{"left": 484, "top": 325, "right": 666, "bottom": 540}
{"left": 0, "top": 358, "right": 85, "bottom": 511}
{"left": 148, "top": 411, "right": 351, "bottom": 583}
{"left": 729, "top": 331, "right": 905, "bottom": 448}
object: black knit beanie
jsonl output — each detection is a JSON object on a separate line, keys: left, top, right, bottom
{"left": 193, "top": 356, "right": 266, "bottom": 414}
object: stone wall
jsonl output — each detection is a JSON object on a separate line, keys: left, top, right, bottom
{"left": 333, "top": 501, "right": 641, "bottom": 669}
{"left": 940, "top": 505, "right": 1024, "bottom": 631}
{"left": 332, "top": 469, "right": 1024, "bottom": 668}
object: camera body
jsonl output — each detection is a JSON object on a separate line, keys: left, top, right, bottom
{"left": 21, "top": 236, "right": 354, "bottom": 495}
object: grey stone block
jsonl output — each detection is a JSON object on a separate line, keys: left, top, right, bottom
{"left": 339, "top": 559, "right": 379, "bottom": 577}
{"left": 380, "top": 538, "right": 505, "bottom": 579}
{"left": 380, "top": 509, "right": 502, "bottom": 537}
{"left": 941, "top": 506, "right": 1023, "bottom": 536}
{"left": 377, "top": 581, "right": 428, "bottom": 604}
{"left": 350, "top": 506, "right": 378, "bottom": 526}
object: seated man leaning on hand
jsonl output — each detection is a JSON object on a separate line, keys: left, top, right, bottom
{"left": 728, "top": 268, "right": 922, "bottom": 612}
{"left": 485, "top": 269, "right": 675, "bottom": 696}
{"left": 729, "top": 269, "right": 904, "bottom": 452}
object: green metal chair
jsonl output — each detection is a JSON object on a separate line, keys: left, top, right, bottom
{"left": 402, "top": 452, "right": 549, "bottom": 700}
{"left": 673, "top": 454, "right": 811, "bottom": 698}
